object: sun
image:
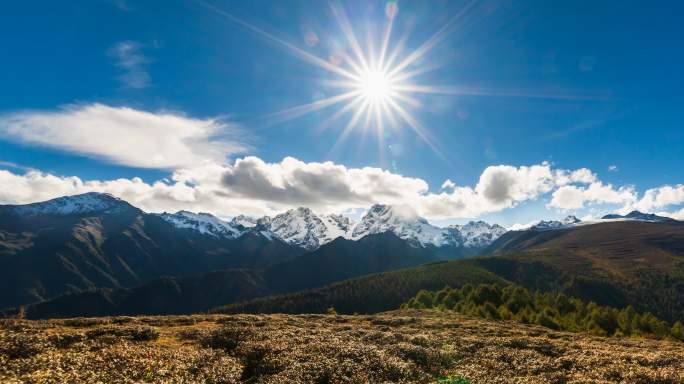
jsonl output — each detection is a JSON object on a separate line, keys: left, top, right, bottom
{"left": 199, "top": 0, "right": 599, "bottom": 164}
{"left": 357, "top": 69, "right": 393, "bottom": 103}
{"left": 197, "top": 0, "right": 470, "bottom": 160}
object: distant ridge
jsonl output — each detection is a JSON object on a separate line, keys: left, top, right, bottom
{"left": 601, "top": 210, "right": 676, "bottom": 223}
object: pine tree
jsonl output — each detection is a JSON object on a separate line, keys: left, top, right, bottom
{"left": 671, "top": 321, "right": 684, "bottom": 341}
{"left": 617, "top": 305, "right": 637, "bottom": 336}
{"left": 536, "top": 311, "right": 560, "bottom": 330}
{"left": 415, "top": 290, "right": 434, "bottom": 308}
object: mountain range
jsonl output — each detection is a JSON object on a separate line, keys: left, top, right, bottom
{"left": 0, "top": 192, "right": 504, "bottom": 311}
{"left": 1, "top": 192, "right": 682, "bottom": 319}
{"left": 159, "top": 202, "right": 508, "bottom": 252}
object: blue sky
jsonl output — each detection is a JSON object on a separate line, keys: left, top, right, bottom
{"left": 1, "top": 0, "right": 683, "bottom": 226}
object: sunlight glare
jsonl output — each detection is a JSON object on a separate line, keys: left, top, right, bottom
{"left": 358, "top": 69, "right": 393, "bottom": 103}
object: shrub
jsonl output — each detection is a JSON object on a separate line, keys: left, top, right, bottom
{"left": 436, "top": 371, "right": 470, "bottom": 384}
{"left": 200, "top": 325, "right": 257, "bottom": 352}
{"left": 85, "top": 325, "right": 159, "bottom": 341}
{"left": 0, "top": 333, "right": 45, "bottom": 359}
{"left": 49, "top": 332, "right": 85, "bottom": 348}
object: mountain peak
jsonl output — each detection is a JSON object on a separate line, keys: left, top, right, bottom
{"left": 354, "top": 204, "right": 448, "bottom": 247}
{"left": 230, "top": 214, "right": 259, "bottom": 228}
{"left": 563, "top": 215, "right": 581, "bottom": 224}
{"left": 265, "top": 207, "right": 345, "bottom": 250}
{"left": 9, "top": 192, "right": 133, "bottom": 216}
{"left": 451, "top": 221, "right": 508, "bottom": 248}
{"left": 291, "top": 206, "right": 316, "bottom": 217}
{"left": 363, "top": 204, "right": 425, "bottom": 223}
{"left": 158, "top": 210, "right": 242, "bottom": 239}
{"left": 602, "top": 210, "right": 674, "bottom": 222}
{"left": 532, "top": 215, "right": 582, "bottom": 231}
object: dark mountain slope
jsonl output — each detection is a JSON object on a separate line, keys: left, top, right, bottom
{"left": 215, "top": 259, "right": 509, "bottom": 315}
{"left": 0, "top": 193, "right": 301, "bottom": 308}
{"left": 263, "top": 232, "right": 436, "bottom": 293}
{"left": 9, "top": 269, "right": 268, "bottom": 319}
{"left": 9, "top": 232, "right": 442, "bottom": 318}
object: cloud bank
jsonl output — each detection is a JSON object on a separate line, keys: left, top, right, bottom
{"left": 2, "top": 156, "right": 682, "bottom": 220}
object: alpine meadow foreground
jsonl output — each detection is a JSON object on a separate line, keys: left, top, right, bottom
{"left": 2, "top": 310, "right": 684, "bottom": 384}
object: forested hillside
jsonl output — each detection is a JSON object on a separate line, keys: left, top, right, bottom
{"left": 403, "top": 284, "right": 684, "bottom": 340}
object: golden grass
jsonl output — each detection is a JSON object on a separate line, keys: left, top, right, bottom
{"left": 2, "top": 310, "right": 683, "bottom": 383}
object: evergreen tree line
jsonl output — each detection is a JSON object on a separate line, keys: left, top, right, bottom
{"left": 402, "top": 284, "right": 684, "bottom": 341}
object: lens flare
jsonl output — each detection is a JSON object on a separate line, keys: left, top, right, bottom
{"left": 358, "top": 69, "right": 392, "bottom": 102}
{"left": 195, "top": 0, "right": 609, "bottom": 165}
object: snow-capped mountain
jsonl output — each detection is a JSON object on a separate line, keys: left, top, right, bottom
{"left": 253, "top": 204, "right": 507, "bottom": 251}
{"left": 532, "top": 215, "right": 582, "bottom": 231}
{"left": 450, "top": 221, "right": 508, "bottom": 248}
{"left": 351, "top": 204, "right": 452, "bottom": 247}
{"left": 260, "top": 207, "right": 353, "bottom": 250}
{"left": 229, "top": 214, "right": 259, "bottom": 228}
{"left": 19, "top": 193, "right": 508, "bottom": 252}
{"left": 158, "top": 211, "right": 243, "bottom": 239}
{"left": 9, "top": 192, "right": 132, "bottom": 216}
{"left": 601, "top": 211, "right": 675, "bottom": 223}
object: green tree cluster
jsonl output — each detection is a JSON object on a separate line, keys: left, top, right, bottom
{"left": 403, "top": 284, "right": 683, "bottom": 341}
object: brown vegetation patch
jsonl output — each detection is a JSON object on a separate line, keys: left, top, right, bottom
{"left": 1, "top": 310, "right": 684, "bottom": 383}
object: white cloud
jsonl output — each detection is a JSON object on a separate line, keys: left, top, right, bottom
{"left": 475, "top": 163, "right": 556, "bottom": 207}
{"left": 553, "top": 167, "right": 598, "bottom": 186}
{"left": 584, "top": 182, "right": 637, "bottom": 207}
{"left": 608, "top": 165, "right": 619, "bottom": 172}
{"left": 219, "top": 156, "right": 429, "bottom": 213}
{"left": 107, "top": 41, "right": 150, "bottom": 89}
{"left": 549, "top": 185, "right": 585, "bottom": 209}
{"left": 420, "top": 163, "right": 565, "bottom": 219}
{"left": 548, "top": 182, "right": 637, "bottom": 210}
{"left": 0, "top": 158, "right": 593, "bottom": 220}
{"left": 1, "top": 157, "right": 682, "bottom": 221}
{"left": 658, "top": 207, "right": 684, "bottom": 221}
{"left": 0, "top": 167, "right": 269, "bottom": 218}
{"left": 634, "top": 185, "right": 684, "bottom": 212}
{"left": 0, "top": 103, "right": 247, "bottom": 169}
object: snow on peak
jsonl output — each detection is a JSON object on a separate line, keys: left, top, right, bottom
{"left": 229, "top": 214, "right": 258, "bottom": 228}
{"left": 11, "top": 192, "right": 131, "bottom": 216}
{"left": 158, "top": 211, "right": 242, "bottom": 239}
{"left": 257, "top": 204, "right": 506, "bottom": 250}
{"left": 352, "top": 204, "right": 451, "bottom": 247}
{"left": 532, "top": 215, "right": 582, "bottom": 231}
{"left": 7, "top": 192, "right": 509, "bottom": 251}
{"left": 321, "top": 214, "right": 355, "bottom": 239}
{"left": 263, "top": 207, "right": 352, "bottom": 250}
{"left": 450, "top": 221, "right": 508, "bottom": 248}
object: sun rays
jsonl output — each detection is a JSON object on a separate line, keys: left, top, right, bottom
{"left": 193, "top": 0, "right": 610, "bottom": 164}
{"left": 194, "top": 0, "right": 474, "bottom": 160}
